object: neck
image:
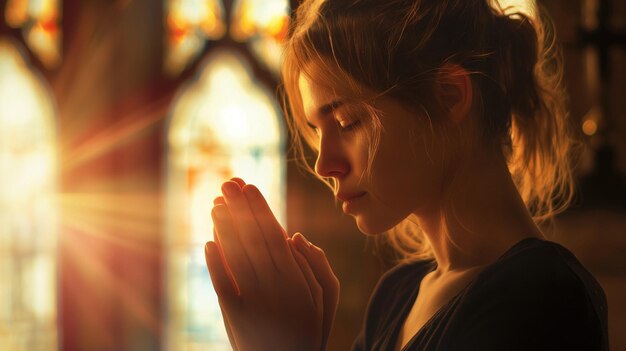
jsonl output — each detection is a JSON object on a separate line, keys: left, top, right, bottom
{"left": 413, "top": 148, "right": 544, "bottom": 274}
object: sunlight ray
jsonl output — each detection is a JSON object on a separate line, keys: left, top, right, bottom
{"left": 58, "top": 194, "right": 162, "bottom": 255}
{"left": 61, "top": 232, "right": 160, "bottom": 334}
{"left": 60, "top": 98, "right": 171, "bottom": 174}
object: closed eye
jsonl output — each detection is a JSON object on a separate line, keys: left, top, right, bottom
{"left": 338, "top": 119, "right": 361, "bottom": 132}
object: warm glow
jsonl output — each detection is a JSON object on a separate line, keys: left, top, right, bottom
{"left": 583, "top": 119, "right": 598, "bottom": 136}
{"left": 166, "top": 49, "right": 285, "bottom": 350}
{"left": 0, "top": 39, "right": 58, "bottom": 351}
{"left": 581, "top": 0, "right": 599, "bottom": 30}
{"left": 231, "top": 0, "right": 290, "bottom": 41}
{"left": 582, "top": 105, "right": 601, "bottom": 136}
{"left": 496, "top": 0, "right": 535, "bottom": 18}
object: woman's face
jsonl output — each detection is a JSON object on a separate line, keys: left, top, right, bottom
{"left": 298, "top": 74, "right": 447, "bottom": 235}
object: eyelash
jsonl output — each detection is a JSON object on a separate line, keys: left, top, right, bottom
{"left": 306, "top": 114, "right": 362, "bottom": 134}
{"left": 338, "top": 119, "right": 361, "bottom": 132}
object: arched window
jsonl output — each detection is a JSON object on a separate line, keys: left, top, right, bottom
{"left": 0, "top": 38, "right": 58, "bottom": 351}
{"left": 165, "top": 48, "right": 286, "bottom": 349}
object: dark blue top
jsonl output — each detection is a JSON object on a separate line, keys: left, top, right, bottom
{"left": 352, "top": 238, "right": 608, "bottom": 350}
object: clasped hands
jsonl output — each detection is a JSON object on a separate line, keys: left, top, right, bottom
{"left": 204, "top": 178, "right": 340, "bottom": 351}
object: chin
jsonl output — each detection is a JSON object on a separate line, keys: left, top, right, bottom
{"left": 354, "top": 209, "right": 410, "bottom": 236}
{"left": 354, "top": 214, "right": 400, "bottom": 236}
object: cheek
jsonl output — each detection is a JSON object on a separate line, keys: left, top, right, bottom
{"left": 370, "top": 128, "right": 443, "bottom": 215}
{"left": 344, "top": 132, "right": 371, "bottom": 179}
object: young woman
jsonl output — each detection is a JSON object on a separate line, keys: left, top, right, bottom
{"left": 205, "top": 0, "right": 609, "bottom": 350}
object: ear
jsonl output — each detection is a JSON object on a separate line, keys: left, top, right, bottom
{"left": 435, "top": 64, "right": 473, "bottom": 125}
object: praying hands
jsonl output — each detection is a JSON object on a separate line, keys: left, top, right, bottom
{"left": 204, "top": 178, "right": 340, "bottom": 351}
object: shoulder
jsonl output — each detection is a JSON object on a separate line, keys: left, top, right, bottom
{"left": 471, "top": 238, "right": 606, "bottom": 316}
{"left": 473, "top": 238, "right": 603, "bottom": 296}
{"left": 450, "top": 238, "right": 608, "bottom": 350}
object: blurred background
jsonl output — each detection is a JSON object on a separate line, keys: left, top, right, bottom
{"left": 0, "top": 0, "right": 624, "bottom": 350}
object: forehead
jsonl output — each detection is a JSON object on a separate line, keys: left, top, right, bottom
{"left": 298, "top": 73, "right": 340, "bottom": 121}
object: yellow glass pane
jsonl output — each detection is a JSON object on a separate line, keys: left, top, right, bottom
{"left": 230, "top": 0, "right": 289, "bottom": 75}
{"left": 231, "top": 0, "right": 289, "bottom": 40}
{"left": 5, "top": 0, "right": 29, "bottom": 28}
{"left": 164, "top": 0, "right": 226, "bottom": 76}
{"left": 26, "top": 20, "right": 61, "bottom": 68}
{"left": 166, "top": 49, "right": 285, "bottom": 350}
{"left": 0, "top": 38, "right": 58, "bottom": 351}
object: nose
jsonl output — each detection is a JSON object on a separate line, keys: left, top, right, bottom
{"left": 314, "top": 133, "right": 349, "bottom": 179}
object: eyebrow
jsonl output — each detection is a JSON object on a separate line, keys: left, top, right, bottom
{"left": 305, "top": 100, "right": 344, "bottom": 129}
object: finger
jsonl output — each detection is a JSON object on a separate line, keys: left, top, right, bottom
{"left": 205, "top": 241, "right": 239, "bottom": 303}
{"left": 242, "top": 184, "right": 292, "bottom": 269}
{"left": 222, "top": 181, "right": 277, "bottom": 274}
{"left": 213, "top": 196, "right": 226, "bottom": 206}
{"left": 287, "top": 238, "right": 322, "bottom": 310}
{"left": 212, "top": 205, "right": 258, "bottom": 295}
{"left": 293, "top": 233, "right": 340, "bottom": 351}
{"left": 229, "top": 177, "right": 246, "bottom": 188}
{"left": 206, "top": 241, "right": 240, "bottom": 350}
{"left": 213, "top": 228, "right": 238, "bottom": 295}
{"left": 211, "top": 233, "right": 240, "bottom": 349}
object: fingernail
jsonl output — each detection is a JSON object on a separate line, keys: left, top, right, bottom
{"left": 213, "top": 196, "right": 225, "bottom": 206}
{"left": 230, "top": 177, "right": 245, "bottom": 187}
{"left": 222, "top": 182, "right": 238, "bottom": 197}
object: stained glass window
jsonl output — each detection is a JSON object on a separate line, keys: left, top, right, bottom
{"left": 4, "top": 0, "right": 62, "bottom": 68}
{"left": 164, "top": 0, "right": 227, "bottom": 76}
{"left": 0, "top": 39, "right": 58, "bottom": 351}
{"left": 230, "top": 0, "right": 290, "bottom": 75}
{"left": 165, "top": 49, "right": 285, "bottom": 350}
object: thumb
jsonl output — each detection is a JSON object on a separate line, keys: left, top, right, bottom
{"left": 292, "top": 233, "right": 340, "bottom": 350}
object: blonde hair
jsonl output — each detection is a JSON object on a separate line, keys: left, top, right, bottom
{"left": 281, "top": 0, "right": 578, "bottom": 264}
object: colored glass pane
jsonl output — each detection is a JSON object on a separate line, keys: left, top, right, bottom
{"left": 230, "top": 0, "right": 290, "bottom": 76}
{"left": 164, "top": 0, "right": 226, "bottom": 76}
{"left": 4, "top": 0, "right": 62, "bottom": 68}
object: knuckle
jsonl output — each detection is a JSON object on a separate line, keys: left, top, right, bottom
{"left": 314, "top": 246, "right": 326, "bottom": 256}
{"left": 332, "top": 275, "right": 340, "bottom": 288}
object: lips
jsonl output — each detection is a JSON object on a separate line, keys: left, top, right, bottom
{"left": 337, "top": 191, "right": 367, "bottom": 202}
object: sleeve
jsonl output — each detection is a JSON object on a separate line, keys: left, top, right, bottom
{"left": 350, "top": 261, "right": 433, "bottom": 351}
{"left": 449, "top": 254, "right": 607, "bottom": 351}
{"left": 350, "top": 267, "right": 396, "bottom": 351}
